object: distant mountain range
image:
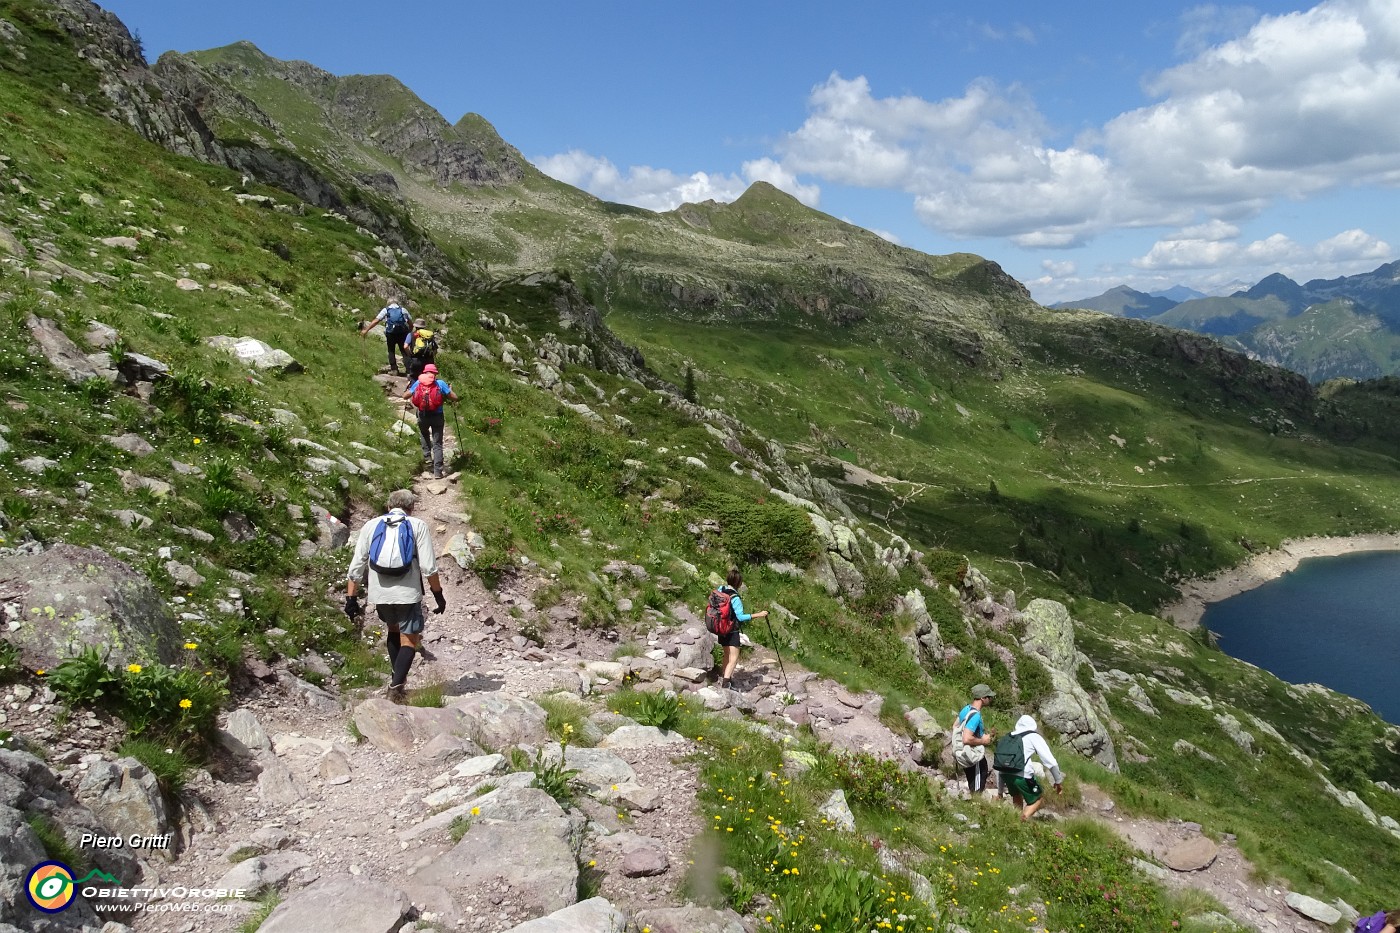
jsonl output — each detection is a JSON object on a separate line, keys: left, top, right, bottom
{"left": 1052, "top": 262, "right": 1400, "bottom": 381}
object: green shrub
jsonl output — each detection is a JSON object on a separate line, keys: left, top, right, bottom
{"left": 408, "top": 682, "right": 446, "bottom": 708}
{"left": 0, "top": 639, "right": 22, "bottom": 685}
{"left": 633, "top": 691, "right": 682, "bottom": 732}
{"left": 924, "top": 549, "right": 968, "bottom": 586}
{"left": 117, "top": 737, "right": 195, "bottom": 797}
{"left": 119, "top": 661, "right": 227, "bottom": 739}
{"left": 708, "top": 494, "right": 819, "bottom": 565}
{"left": 1035, "top": 819, "right": 1182, "bottom": 932}
{"left": 47, "top": 646, "right": 121, "bottom": 707}
{"left": 821, "top": 750, "right": 911, "bottom": 810}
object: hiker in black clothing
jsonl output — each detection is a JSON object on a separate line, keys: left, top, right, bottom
{"left": 360, "top": 301, "right": 414, "bottom": 375}
{"left": 402, "top": 326, "right": 438, "bottom": 386}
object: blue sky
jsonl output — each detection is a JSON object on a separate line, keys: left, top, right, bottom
{"left": 104, "top": 0, "right": 1400, "bottom": 303}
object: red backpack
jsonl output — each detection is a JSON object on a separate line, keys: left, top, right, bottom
{"left": 705, "top": 588, "right": 736, "bottom": 637}
{"left": 411, "top": 374, "right": 444, "bottom": 412}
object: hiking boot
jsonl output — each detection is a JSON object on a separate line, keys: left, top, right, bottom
{"left": 718, "top": 677, "right": 732, "bottom": 690}
{"left": 386, "top": 684, "right": 407, "bottom": 705}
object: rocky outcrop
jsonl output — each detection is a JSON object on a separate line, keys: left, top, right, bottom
{"left": 0, "top": 749, "right": 141, "bottom": 931}
{"left": 257, "top": 875, "right": 414, "bottom": 933}
{"left": 0, "top": 544, "right": 182, "bottom": 672}
{"left": 206, "top": 335, "right": 303, "bottom": 373}
{"left": 75, "top": 757, "right": 172, "bottom": 854}
{"left": 1019, "top": 599, "right": 1118, "bottom": 771}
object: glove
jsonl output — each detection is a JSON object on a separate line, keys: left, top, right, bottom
{"left": 344, "top": 594, "right": 362, "bottom": 619}
{"left": 432, "top": 590, "right": 447, "bottom": 615}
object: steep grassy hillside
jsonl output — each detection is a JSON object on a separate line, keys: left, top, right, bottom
{"left": 2, "top": 2, "right": 1399, "bottom": 928}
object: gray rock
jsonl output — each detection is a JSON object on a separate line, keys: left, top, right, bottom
{"left": 85, "top": 320, "right": 120, "bottom": 349}
{"left": 817, "top": 788, "right": 856, "bottom": 831}
{"left": 225, "top": 708, "right": 272, "bottom": 752}
{"left": 165, "top": 560, "right": 205, "bottom": 589}
{"left": 448, "top": 692, "right": 550, "bottom": 750}
{"left": 76, "top": 757, "right": 170, "bottom": 852}
{"left": 501, "top": 897, "right": 628, "bottom": 933}
{"left": 605, "top": 832, "right": 669, "bottom": 877}
{"left": 26, "top": 314, "right": 115, "bottom": 383}
{"left": 541, "top": 744, "right": 636, "bottom": 793}
{"left": 1019, "top": 599, "right": 1118, "bottom": 771}
{"left": 0, "top": 543, "right": 181, "bottom": 673}
{"left": 17, "top": 456, "right": 57, "bottom": 474}
{"left": 258, "top": 875, "right": 412, "bottom": 933}
{"left": 633, "top": 906, "right": 746, "bottom": 933}
{"left": 411, "top": 817, "right": 579, "bottom": 919}
{"left": 598, "top": 725, "right": 687, "bottom": 750}
{"left": 206, "top": 335, "right": 303, "bottom": 374}
{"left": 1162, "top": 835, "right": 1218, "bottom": 872}
{"left": 256, "top": 755, "right": 307, "bottom": 807}
{"left": 215, "top": 850, "right": 312, "bottom": 896}
{"left": 106, "top": 433, "right": 154, "bottom": 456}
{"left": 1284, "top": 892, "right": 1342, "bottom": 925}
{"left": 397, "top": 781, "right": 558, "bottom": 843}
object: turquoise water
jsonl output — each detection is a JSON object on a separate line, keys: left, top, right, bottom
{"left": 1199, "top": 549, "right": 1400, "bottom": 725}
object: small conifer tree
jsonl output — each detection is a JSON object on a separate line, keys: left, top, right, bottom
{"left": 682, "top": 364, "right": 697, "bottom": 403}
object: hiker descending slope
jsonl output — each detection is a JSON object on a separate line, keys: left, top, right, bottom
{"left": 344, "top": 489, "right": 446, "bottom": 702}
{"left": 404, "top": 363, "right": 459, "bottom": 479}
{"left": 1354, "top": 908, "right": 1400, "bottom": 933}
{"left": 706, "top": 568, "right": 768, "bottom": 689}
{"left": 360, "top": 300, "right": 414, "bottom": 375}
{"left": 403, "top": 325, "right": 439, "bottom": 385}
{"left": 994, "top": 713, "right": 1064, "bottom": 821}
{"left": 952, "top": 684, "right": 997, "bottom": 797}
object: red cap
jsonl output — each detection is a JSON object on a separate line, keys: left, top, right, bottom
{"left": 423, "top": 364, "right": 438, "bottom": 374}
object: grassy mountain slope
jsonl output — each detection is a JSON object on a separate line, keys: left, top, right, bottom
{"left": 2, "top": 3, "right": 1399, "bottom": 927}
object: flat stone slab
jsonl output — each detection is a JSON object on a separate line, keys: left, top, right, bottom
{"left": 1284, "top": 892, "right": 1342, "bottom": 925}
{"left": 1163, "top": 835, "right": 1219, "bottom": 872}
{"left": 258, "top": 875, "right": 412, "bottom": 933}
{"left": 598, "top": 724, "right": 688, "bottom": 749}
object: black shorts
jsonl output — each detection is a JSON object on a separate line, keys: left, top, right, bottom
{"left": 717, "top": 628, "right": 741, "bottom": 648}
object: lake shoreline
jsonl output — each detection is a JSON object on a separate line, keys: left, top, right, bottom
{"left": 1162, "top": 532, "right": 1400, "bottom": 628}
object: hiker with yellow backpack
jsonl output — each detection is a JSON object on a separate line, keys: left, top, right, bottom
{"left": 403, "top": 326, "right": 439, "bottom": 386}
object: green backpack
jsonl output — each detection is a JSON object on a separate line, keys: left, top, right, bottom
{"left": 992, "top": 729, "right": 1035, "bottom": 774}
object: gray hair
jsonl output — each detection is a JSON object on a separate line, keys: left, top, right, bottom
{"left": 387, "top": 489, "right": 416, "bottom": 512}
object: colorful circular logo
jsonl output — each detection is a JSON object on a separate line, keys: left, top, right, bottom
{"left": 26, "top": 861, "right": 76, "bottom": 913}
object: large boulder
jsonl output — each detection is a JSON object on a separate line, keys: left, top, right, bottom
{"left": 898, "top": 587, "right": 942, "bottom": 666}
{"left": 75, "top": 757, "right": 171, "bottom": 854}
{"left": 633, "top": 906, "right": 747, "bottom": 933}
{"left": 411, "top": 817, "right": 579, "bottom": 922}
{"left": 258, "top": 875, "right": 413, "bottom": 933}
{"left": 502, "top": 897, "right": 628, "bottom": 933}
{"left": 447, "top": 692, "right": 550, "bottom": 750}
{"left": 0, "top": 544, "right": 181, "bottom": 672}
{"left": 26, "top": 315, "right": 116, "bottom": 383}
{"left": 1019, "top": 599, "right": 1118, "bottom": 771}
{"left": 207, "top": 335, "right": 303, "bottom": 374}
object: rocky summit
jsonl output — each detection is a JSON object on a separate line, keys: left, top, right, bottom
{"left": 0, "top": 2, "right": 1397, "bottom": 932}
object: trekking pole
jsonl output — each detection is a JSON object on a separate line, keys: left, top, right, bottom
{"left": 763, "top": 616, "right": 790, "bottom": 692}
{"left": 395, "top": 400, "right": 411, "bottom": 448}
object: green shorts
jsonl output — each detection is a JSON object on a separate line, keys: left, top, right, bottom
{"left": 1006, "top": 773, "right": 1043, "bottom": 804}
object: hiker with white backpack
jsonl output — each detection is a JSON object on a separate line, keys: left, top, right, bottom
{"left": 993, "top": 713, "right": 1064, "bottom": 821}
{"left": 343, "top": 489, "right": 446, "bottom": 702}
{"left": 951, "top": 684, "right": 998, "bottom": 797}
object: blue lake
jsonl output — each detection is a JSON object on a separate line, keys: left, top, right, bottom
{"left": 1199, "top": 549, "right": 1400, "bottom": 725}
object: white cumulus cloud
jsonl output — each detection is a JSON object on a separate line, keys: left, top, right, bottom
{"left": 532, "top": 150, "right": 820, "bottom": 212}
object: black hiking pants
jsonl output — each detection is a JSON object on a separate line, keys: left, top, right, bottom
{"left": 385, "top": 325, "right": 410, "bottom": 373}
{"left": 964, "top": 757, "right": 990, "bottom": 793}
{"left": 418, "top": 409, "right": 445, "bottom": 477}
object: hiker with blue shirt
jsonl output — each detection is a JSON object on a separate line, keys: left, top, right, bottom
{"left": 360, "top": 300, "right": 414, "bottom": 375}
{"left": 344, "top": 489, "right": 446, "bottom": 702}
{"left": 953, "top": 684, "right": 997, "bottom": 796}
{"left": 715, "top": 567, "right": 768, "bottom": 689}
{"left": 995, "top": 713, "right": 1064, "bottom": 821}
{"left": 404, "top": 363, "right": 459, "bottom": 479}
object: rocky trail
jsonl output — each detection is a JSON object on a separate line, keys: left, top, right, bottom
{"left": 0, "top": 379, "right": 1354, "bottom": 933}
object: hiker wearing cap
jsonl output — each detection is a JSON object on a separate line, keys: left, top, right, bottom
{"left": 995, "top": 714, "right": 1064, "bottom": 821}
{"left": 404, "top": 364, "right": 459, "bottom": 479}
{"left": 343, "top": 489, "right": 446, "bottom": 702}
{"left": 402, "top": 325, "right": 439, "bottom": 386}
{"left": 952, "top": 684, "right": 997, "bottom": 796}
{"left": 360, "top": 301, "right": 414, "bottom": 375}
